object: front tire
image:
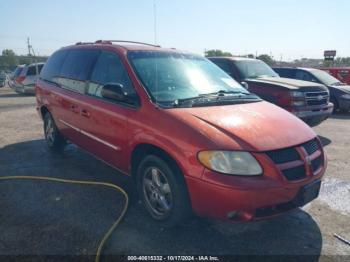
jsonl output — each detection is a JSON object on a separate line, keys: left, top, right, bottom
{"left": 330, "top": 97, "right": 339, "bottom": 113}
{"left": 44, "top": 112, "right": 66, "bottom": 152}
{"left": 136, "top": 155, "right": 192, "bottom": 227}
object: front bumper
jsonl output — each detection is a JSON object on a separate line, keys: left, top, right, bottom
{"left": 292, "top": 103, "right": 333, "bottom": 126}
{"left": 15, "top": 84, "right": 35, "bottom": 94}
{"left": 338, "top": 97, "right": 350, "bottom": 111}
{"left": 186, "top": 152, "right": 326, "bottom": 222}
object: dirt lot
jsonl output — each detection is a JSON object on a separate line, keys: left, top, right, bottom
{"left": 0, "top": 87, "right": 349, "bottom": 260}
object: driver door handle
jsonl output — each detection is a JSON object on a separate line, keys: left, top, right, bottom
{"left": 81, "top": 109, "right": 90, "bottom": 118}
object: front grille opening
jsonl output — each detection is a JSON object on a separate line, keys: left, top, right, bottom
{"left": 302, "top": 139, "right": 319, "bottom": 155}
{"left": 305, "top": 91, "right": 329, "bottom": 106}
{"left": 282, "top": 165, "right": 307, "bottom": 181}
{"left": 311, "top": 155, "right": 323, "bottom": 172}
{"left": 307, "top": 99, "right": 328, "bottom": 106}
{"left": 305, "top": 91, "right": 329, "bottom": 98}
{"left": 266, "top": 147, "right": 300, "bottom": 164}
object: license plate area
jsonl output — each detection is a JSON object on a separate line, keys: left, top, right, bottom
{"left": 293, "top": 180, "right": 321, "bottom": 207}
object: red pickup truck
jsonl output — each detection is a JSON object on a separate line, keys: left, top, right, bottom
{"left": 209, "top": 57, "right": 333, "bottom": 126}
{"left": 322, "top": 67, "right": 350, "bottom": 85}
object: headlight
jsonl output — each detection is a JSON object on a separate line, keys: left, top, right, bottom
{"left": 198, "top": 151, "right": 262, "bottom": 176}
{"left": 290, "top": 91, "right": 304, "bottom": 98}
{"left": 290, "top": 91, "right": 305, "bottom": 106}
{"left": 341, "top": 94, "right": 350, "bottom": 99}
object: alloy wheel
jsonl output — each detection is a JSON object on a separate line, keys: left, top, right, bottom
{"left": 142, "top": 167, "right": 173, "bottom": 217}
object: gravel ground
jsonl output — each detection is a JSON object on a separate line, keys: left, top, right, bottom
{"left": 0, "top": 87, "right": 349, "bottom": 260}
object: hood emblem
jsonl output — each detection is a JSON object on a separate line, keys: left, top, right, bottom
{"left": 305, "top": 156, "right": 312, "bottom": 165}
{"left": 317, "top": 95, "right": 323, "bottom": 101}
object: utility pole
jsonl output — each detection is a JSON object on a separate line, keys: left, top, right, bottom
{"left": 27, "top": 37, "right": 32, "bottom": 56}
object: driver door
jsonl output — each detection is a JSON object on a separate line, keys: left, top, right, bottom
{"left": 75, "top": 50, "right": 138, "bottom": 171}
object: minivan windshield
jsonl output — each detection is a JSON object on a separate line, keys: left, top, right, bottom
{"left": 128, "top": 51, "right": 253, "bottom": 106}
{"left": 13, "top": 66, "right": 24, "bottom": 77}
{"left": 234, "top": 60, "right": 279, "bottom": 79}
{"left": 310, "top": 69, "right": 342, "bottom": 86}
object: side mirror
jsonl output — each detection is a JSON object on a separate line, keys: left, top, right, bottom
{"left": 241, "top": 81, "right": 249, "bottom": 89}
{"left": 101, "top": 83, "right": 139, "bottom": 106}
{"left": 101, "top": 83, "right": 125, "bottom": 101}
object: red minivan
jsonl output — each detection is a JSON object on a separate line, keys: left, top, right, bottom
{"left": 36, "top": 41, "right": 326, "bottom": 226}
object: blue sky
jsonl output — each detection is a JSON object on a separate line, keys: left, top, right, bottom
{"left": 0, "top": 0, "right": 349, "bottom": 60}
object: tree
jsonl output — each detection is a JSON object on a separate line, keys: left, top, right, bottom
{"left": 205, "top": 49, "right": 233, "bottom": 57}
{"left": 0, "top": 49, "right": 18, "bottom": 68}
{"left": 257, "top": 54, "right": 274, "bottom": 66}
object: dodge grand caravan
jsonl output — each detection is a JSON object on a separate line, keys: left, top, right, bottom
{"left": 208, "top": 57, "right": 333, "bottom": 126}
{"left": 36, "top": 41, "right": 326, "bottom": 226}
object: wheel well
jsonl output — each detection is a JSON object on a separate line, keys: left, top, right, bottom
{"left": 330, "top": 96, "right": 339, "bottom": 109}
{"left": 130, "top": 144, "right": 182, "bottom": 180}
{"left": 40, "top": 106, "right": 49, "bottom": 118}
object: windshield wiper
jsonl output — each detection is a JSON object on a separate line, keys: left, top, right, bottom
{"left": 200, "top": 90, "right": 250, "bottom": 96}
{"left": 172, "top": 92, "right": 260, "bottom": 108}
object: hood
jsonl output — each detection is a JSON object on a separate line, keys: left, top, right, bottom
{"left": 329, "top": 84, "right": 350, "bottom": 93}
{"left": 247, "top": 77, "right": 326, "bottom": 90}
{"left": 168, "top": 101, "right": 316, "bottom": 152}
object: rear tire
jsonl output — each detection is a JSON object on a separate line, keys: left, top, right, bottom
{"left": 44, "top": 112, "right": 66, "bottom": 152}
{"left": 136, "top": 155, "right": 192, "bottom": 227}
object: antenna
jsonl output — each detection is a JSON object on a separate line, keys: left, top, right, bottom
{"left": 153, "top": 0, "right": 157, "bottom": 45}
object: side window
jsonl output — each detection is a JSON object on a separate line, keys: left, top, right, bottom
{"left": 40, "top": 50, "right": 68, "bottom": 82}
{"left": 275, "top": 68, "right": 295, "bottom": 78}
{"left": 295, "top": 70, "right": 318, "bottom": 82}
{"left": 58, "top": 49, "right": 100, "bottom": 93}
{"left": 26, "top": 64, "right": 44, "bottom": 76}
{"left": 88, "top": 51, "right": 135, "bottom": 98}
{"left": 213, "top": 60, "right": 232, "bottom": 74}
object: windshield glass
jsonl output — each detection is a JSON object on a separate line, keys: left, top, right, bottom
{"left": 311, "top": 69, "right": 341, "bottom": 86}
{"left": 234, "top": 60, "right": 278, "bottom": 79}
{"left": 13, "top": 67, "right": 23, "bottom": 77}
{"left": 128, "top": 51, "right": 248, "bottom": 103}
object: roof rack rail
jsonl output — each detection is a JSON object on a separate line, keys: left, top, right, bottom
{"left": 75, "top": 42, "right": 95, "bottom": 45}
{"left": 95, "top": 40, "right": 160, "bottom": 47}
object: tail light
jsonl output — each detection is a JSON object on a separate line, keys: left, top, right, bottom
{"left": 16, "top": 76, "right": 25, "bottom": 83}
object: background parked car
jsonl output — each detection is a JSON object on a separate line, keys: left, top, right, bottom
{"left": 273, "top": 67, "right": 350, "bottom": 113}
{"left": 322, "top": 67, "right": 350, "bottom": 85}
{"left": 13, "top": 63, "right": 44, "bottom": 95}
{"left": 208, "top": 57, "right": 333, "bottom": 126}
{"left": 0, "top": 71, "right": 6, "bottom": 87}
{"left": 9, "top": 65, "right": 25, "bottom": 89}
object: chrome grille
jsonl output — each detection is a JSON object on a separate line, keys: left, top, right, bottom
{"left": 305, "top": 91, "right": 329, "bottom": 106}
